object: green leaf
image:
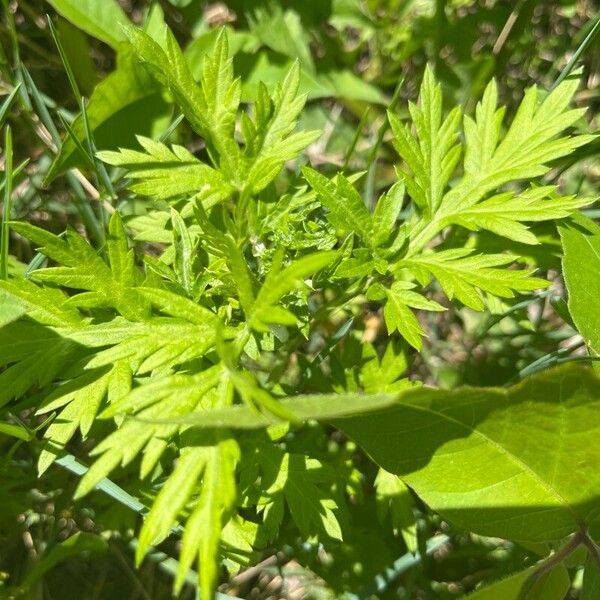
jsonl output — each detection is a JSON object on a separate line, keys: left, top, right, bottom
{"left": 48, "top": 0, "right": 129, "bottom": 49}
{"left": 136, "top": 287, "right": 219, "bottom": 328}
{"left": 399, "top": 249, "right": 547, "bottom": 311}
{"left": 38, "top": 367, "right": 112, "bottom": 473}
{"left": 302, "top": 167, "right": 372, "bottom": 243}
{"left": 375, "top": 469, "right": 417, "bottom": 553}
{"left": 98, "top": 136, "right": 233, "bottom": 204}
{"left": 136, "top": 436, "right": 240, "bottom": 596}
{"left": 65, "top": 316, "right": 217, "bottom": 373}
{"left": 193, "top": 209, "right": 256, "bottom": 314}
{"left": 361, "top": 341, "right": 413, "bottom": 394}
{"left": 45, "top": 51, "right": 171, "bottom": 183}
{"left": 372, "top": 182, "right": 405, "bottom": 247}
{"left": 388, "top": 66, "right": 462, "bottom": 215}
{"left": 0, "top": 421, "right": 32, "bottom": 441}
{"left": 251, "top": 250, "right": 337, "bottom": 329}
{"left": 0, "top": 278, "right": 82, "bottom": 327}
{"left": 174, "top": 438, "right": 239, "bottom": 595}
{"left": 100, "top": 365, "right": 221, "bottom": 419}
{"left": 468, "top": 569, "right": 534, "bottom": 599}
{"left": 14, "top": 217, "right": 147, "bottom": 320}
{"left": 257, "top": 448, "right": 342, "bottom": 542}
{"left": 125, "top": 26, "right": 316, "bottom": 194}
{"left": 398, "top": 70, "right": 592, "bottom": 257}
{"left": 334, "top": 364, "right": 600, "bottom": 541}
{"left": 447, "top": 187, "right": 592, "bottom": 245}
{"left": 439, "top": 76, "right": 593, "bottom": 218}
{"left": 247, "top": 4, "right": 314, "bottom": 71}
{"left": 383, "top": 281, "right": 445, "bottom": 349}
{"left": 140, "top": 391, "right": 398, "bottom": 429}
{"left": 75, "top": 368, "right": 223, "bottom": 499}
{"left": 242, "top": 63, "right": 319, "bottom": 194}
{"left": 124, "top": 27, "right": 241, "bottom": 180}
{"left": 560, "top": 224, "right": 600, "bottom": 354}
{"left": 526, "top": 564, "right": 571, "bottom": 599}
{"left": 0, "top": 320, "right": 80, "bottom": 410}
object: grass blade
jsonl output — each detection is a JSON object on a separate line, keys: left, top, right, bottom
{"left": 0, "top": 158, "right": 28, "bottom": 194}
{"left": 364, "top": 78, "right": 404, "bottom": 208}
{"left": 20, "top": 65, "right": 61, "bottom": 145}
{"left": 551, "top": 12, "right": 600, "bottom": 90}
{"left": 0, "top": 83, "right": 21, "bottom": 127}
{"left": 46, "top": 14, "right": 82, "bottom": 104}
{"left": 1, "top": 125, "right": 13, "bottom": 280}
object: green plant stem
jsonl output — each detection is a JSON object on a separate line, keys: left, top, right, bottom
{"left": 582, "top": 531, "right": 600, "bottom": 569}
{"left": 364, "top": 78, "right": 404, "bottom": 209}
{"left": 342, "top": 106, "right": 371, "bottom": 172}
{"left": 519, "top": 533, "right": 583, "bottom": 599}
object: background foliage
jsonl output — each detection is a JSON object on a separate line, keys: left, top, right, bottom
{"left": 0, "top": 0, "right": 599, "bottom": 599}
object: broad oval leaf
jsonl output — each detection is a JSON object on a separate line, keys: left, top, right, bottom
{"left": 334, "top": 364, "right": 600, "bottom": 542}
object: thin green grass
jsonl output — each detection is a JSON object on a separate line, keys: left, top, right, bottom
{"left": 0, "top": 83, "right": 21, "bottom": 126}
{"left": 1, "top": 125, "right": 13, "bottom": 279}
{"left": 551, "top": 11, "right": 600, "bottom": 90}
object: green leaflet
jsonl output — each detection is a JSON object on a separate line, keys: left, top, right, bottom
{"left": 241, "top": 64, "right": 319, "bottom": 194}
{"left": 383, "top": 281, "right": 445, "bottom": 350}
{"left": 256, "top": 448, "right": 342, "bottom": 542}
{"left": 398, "top": 249, "right": 547, "bottom": 311}
{"left": 37, "top": 367, "right": 113, "bottom": 474}
{"left": 448, "top": 187, "right": 592, "bottom": 245}
{"left": 374, "top": 469, "right": 417, "bottom": 553}
{"left": 98, "top": 136, "right": 233, "bottom": 205}
{"left": 12, "top": 214, "right": 148, "bottom": 321}
{"left": 135, "top": 436, "right": 239, "bottom": 597}
{"left": 250, "top": 249, "right": 337, "bottom": 329}
{"left": 247, "top": 3, "right": 314, "bottom": 72}
{"left": 302, "top": 167, "right": 373, "bottom": 243}
{"left": 75, "top": 368, "right": 223, "bottom": 497}
{"left": 560, "top": 223, "right": 600, "bottom": 354}
{"left": 360, "top": 341, "right": 413, "bottom": 394}
{"left": 388, "top": 67, "right": 462, "bottom": 216}
{"left": 0, "top": 278, "right": 83, "bottom": 328}
{"left": 65, "top": 316, "right": 217, "bottom": 373}
{"left": 0, "top": 320, "right": 80, "bottom": 409}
